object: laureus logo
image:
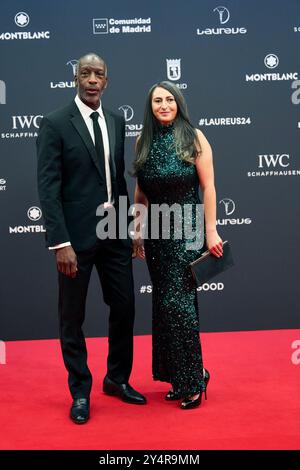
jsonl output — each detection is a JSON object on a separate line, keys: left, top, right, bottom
{"left": 118, "top": 105, "right": 142, "bottom": 137}
{"left": 219, "top": 198, "right": 235, "bottom": 216}
{"left": 50, "top": 59, "right": 76, "bottom": 89}
{"left": 217, "top": 198, "right": 251, "bottom": 226}
{"left": 66, "top": 59, "right": 78, "bottom": 76}
{"left": 213, "top": 6, "right": 230, "bottom": 24}
{"left": 196, "top": 5, "right": 247, "bottom": 36}
{"left": 118, "top": 105, "right": 134, "bottom": 122}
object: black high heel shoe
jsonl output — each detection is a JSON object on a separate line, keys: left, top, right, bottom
{"left": 180, "top": 368, "right": 210, "bottom": 409}
{"left": 165, "top": 368, "right": 210, "bottom": 401}
{"left": 203, "top": 368, "right": 210, "bottom": 400}
{"left": 180, "top": 391, "right": 203, "bottom": 409}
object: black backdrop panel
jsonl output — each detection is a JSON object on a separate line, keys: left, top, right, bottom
{"left": 1, "top": 0, "right": 299, "bottom": 340}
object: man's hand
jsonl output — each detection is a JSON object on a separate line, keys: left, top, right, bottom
{"left": 132, "top": 238, "right": 145, "bottom": 260}
{"left": 56, "top": 246, "right": 78, "bottom": 278}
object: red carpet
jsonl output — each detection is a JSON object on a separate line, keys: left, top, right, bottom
{"left": 0, "top": 330, "right": 299, "bottom": 450}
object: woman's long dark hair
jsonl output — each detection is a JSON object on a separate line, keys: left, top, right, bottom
{"left": 134, "top": 81, "right": 201, "bottom": 173}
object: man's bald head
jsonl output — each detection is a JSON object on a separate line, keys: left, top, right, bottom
{"left": 77, "top": 53, "right": 107, "bottom": 77}
{"left": 75, "top": 53, "right": 108, "bottom": 110}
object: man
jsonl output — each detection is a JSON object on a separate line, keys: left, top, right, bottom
{"left": 37, "top": 53, "right": 146, "bottom": 424}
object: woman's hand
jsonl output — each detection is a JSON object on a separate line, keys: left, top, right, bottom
{"left": 206, "top": 229, "right": 223, "bottom": 257}
{"left": 132, "top": 238, "right": 145, "bottom": 260}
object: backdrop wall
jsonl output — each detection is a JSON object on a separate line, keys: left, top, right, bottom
{"left": 1, "top": 0, "right": 299, "bottom": 340}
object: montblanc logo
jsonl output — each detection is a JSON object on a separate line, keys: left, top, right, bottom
{"left": 9, "top": 206, "right": 46, "bottom": 235}
{"left": 196, "top": 6, "right": 247, "bottom": 36}
{"left": 217, "top": 198, "right": 252, "bottom": 226}
{"left": 27, "top": 206, "right": 42, "bottom": 221}
{"left": 246, "top": 54, "right": 298, "bottom": 82}
{"left": 0, "top": 178, "right": 6, "bottom": 191}
{"left": 15, "top": 12, "right": 30, "bottom": 27}
{"left": 92, "top": 17, "right": 151, "bottom": 35}
{"left": 0, "top": 80, "right": 6, "bottom": 104}
{"left": 118, "top": 105, "right": 142, "bottom": 138}
{"left": 50, "top": 60, "right": 76, "bottom": 89}
{"left": 264, "top": 54, "right": 279, "bottom": 69}
{"left": 165, "top": 59, "right": 187, "bottom": 89}
{"left": 0, "top": 12, "right": 50, "bottom": 41}
{"left": 247, "top": 153, "right": 300, "bottom": 178}
{"left": 1, "top": 115, "right": 43, "bottom": 140}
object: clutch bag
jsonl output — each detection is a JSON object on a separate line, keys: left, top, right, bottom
{"left": 189, "top": 240, "right": 234, "bottom": 287}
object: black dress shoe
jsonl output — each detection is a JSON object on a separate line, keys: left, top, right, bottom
{"left": 103, "top": 375, "right": 147, "bottom": 404}
{"left": 70, "top": 398, "right": 90, "bottom": 424}
{"left": 165, "top": 390, "right": 178, "bottom": 401}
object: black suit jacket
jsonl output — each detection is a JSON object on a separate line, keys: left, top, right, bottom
{"left": 37, "top": 100, "right": 130, "bottom": 251}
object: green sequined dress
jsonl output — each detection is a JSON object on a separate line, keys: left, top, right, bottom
{"left": 137, "top": 124, "right": 206, "bottom": 398}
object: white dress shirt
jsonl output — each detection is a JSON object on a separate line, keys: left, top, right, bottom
{"left": 49, "top": 95, "right": 113, "bottom": 250}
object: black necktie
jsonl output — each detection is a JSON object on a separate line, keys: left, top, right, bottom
{"left": 90, "top": 111, "right": 107, "bottom": 194}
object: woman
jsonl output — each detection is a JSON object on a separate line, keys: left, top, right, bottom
{"left": 133, "top": 81, "right": 223, "bottom": 409}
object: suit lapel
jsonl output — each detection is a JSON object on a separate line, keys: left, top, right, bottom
{"left": 103, "top": 109, "right": 116, "bottom": 181}
{"left": 69, "top": 103, "right": 105, "bottom": 182}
